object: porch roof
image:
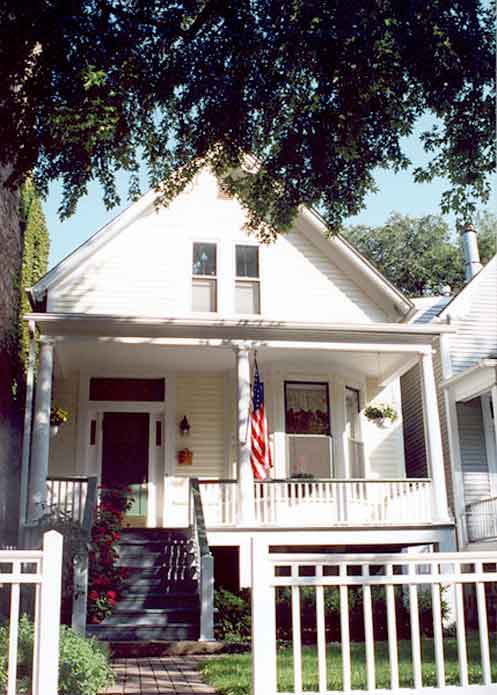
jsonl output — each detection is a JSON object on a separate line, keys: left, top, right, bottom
{"left": 27, "top": 312, "right": 454, "bottom": 383}
{"left": 26, "top": 312, "right": 453, "bottom": 342}
{"left": 443, "top": 358, "right": 497, "bottom": 402}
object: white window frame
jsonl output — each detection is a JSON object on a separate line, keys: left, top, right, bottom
{"left": 192, "top": 241, "right": 218, "bottom": 313}
{"left": 234, "top": 243, "right": 261, "bottom": 315}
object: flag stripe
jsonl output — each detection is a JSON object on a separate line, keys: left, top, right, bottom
{"left": 250, "top": 361, "right": 272, "bottom": 480}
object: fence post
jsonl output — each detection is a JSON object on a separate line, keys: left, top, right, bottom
{"left": 251, "top": 537, "right": 277, "bottom": 695}
{"left": 37, "top": 531, "right": 63, "bottom": 695}
{"left": 72, "top": 552, "right": 89, "bottom": 634}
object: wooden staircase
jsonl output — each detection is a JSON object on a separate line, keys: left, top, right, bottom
{"left": 87, "top": 528, "right": 200, "bottom": 641}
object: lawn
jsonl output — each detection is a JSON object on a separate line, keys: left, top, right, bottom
{"left": 199, "top": 636, "right": 496, "bottom": 695}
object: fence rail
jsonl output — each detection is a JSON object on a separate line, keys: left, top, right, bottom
{"left": 466, "top": 496, "right": 497, "bottom": 543}
{"left": 0, "top": 531, "right": 63, "bottom": 695}
{"left": 200, "top": 478, "right": 435, "bottom": 527}
{"left": 251, "top": 545, "right": 497, "bottom": 694}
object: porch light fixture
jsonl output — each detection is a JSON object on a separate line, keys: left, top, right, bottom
{"left": 179, "top": 415, "right": 191, "bottom": 436}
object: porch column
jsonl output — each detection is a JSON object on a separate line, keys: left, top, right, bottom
{"left": 492, "top": 386, "right": 497, "bottom": 467}
{"left": 420, "top": 352, "right": 450, "bottom": 522}
{"left": 236, "top": 347, "right": 255, "bottom": 524}
{"left": 28, "top": 338, "right": 54, "bottom": 521}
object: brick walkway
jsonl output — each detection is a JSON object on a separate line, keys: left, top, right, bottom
{"left": 102, "top": 656, "right": 218, "bottom": 695}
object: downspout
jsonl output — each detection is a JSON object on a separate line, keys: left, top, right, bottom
{"left": 19, "top": 319, "right": 36, "bottom": 539}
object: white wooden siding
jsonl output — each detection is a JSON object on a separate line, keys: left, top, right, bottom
{"left": 445, "top": 258, "right": 497, "bottom": 376}
{"left": 364, "top": 379, "right": 406, "bottom": 479}
{"left": 175, "top": 374, "right": 226, "bottom": 478}
{"left": 47, "top": 373, "right": 79, "bottom": 477}
{"left": 47, "top": 171, "right": 387, "bottom": 323}
{"left": 457, "top": 398, "right": 490, "bottom": 505}
{"left": 433, "top": 341, "right": 453, "bottom": 511}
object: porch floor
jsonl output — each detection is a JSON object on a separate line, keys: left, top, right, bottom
{"left": 101, "top": 656, "right": 217, "bottom": 695}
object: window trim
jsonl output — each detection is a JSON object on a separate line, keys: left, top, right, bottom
{"left": 192, "top": 241, "right": 218, "bottom": 313}
{"left": 234, "top": 243, "right": 261, "bottom": 315}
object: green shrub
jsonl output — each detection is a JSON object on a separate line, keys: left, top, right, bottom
{"left": 0, "top": 616, "right": 113, "bottom": 695}
{"left": 214, "top": 589, "right": 251, "bottom": 642}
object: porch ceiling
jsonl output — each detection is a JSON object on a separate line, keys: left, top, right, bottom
{"left": 54, "top": 338, "right": 418, "bottom": 382}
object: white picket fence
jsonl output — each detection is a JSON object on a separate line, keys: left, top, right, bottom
{"left": 0, "top": 531, "right": 63, "bottom": 695}
{"left": 251, "top": 543, "right": 497, "bottom": 694}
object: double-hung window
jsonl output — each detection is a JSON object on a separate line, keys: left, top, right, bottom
{"left": 235, "top": 245, "right": 260, "bottom": 314}
{"left": 192, "top": 242, "right": 217, "bottom": 312}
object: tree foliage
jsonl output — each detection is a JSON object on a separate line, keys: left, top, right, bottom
{"left": 344, "top": 212, "right": 496, "bottom": 297}
{"left": 0, "top": 1, "right": 494, "bottom": 235}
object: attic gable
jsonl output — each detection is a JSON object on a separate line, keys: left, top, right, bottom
{"left": 33, "top": 169, "right": 412, "bottom": 323}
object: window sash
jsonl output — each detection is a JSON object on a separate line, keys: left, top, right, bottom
{"left": 235, "top": 279, "right": 261, "bottom": 314}
{"left": 235, "top": 245, "right": 259, "bottom": 279}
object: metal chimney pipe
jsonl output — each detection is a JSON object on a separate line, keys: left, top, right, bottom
{"left": 461, "top": 222, "right": 482, "bottom": 282}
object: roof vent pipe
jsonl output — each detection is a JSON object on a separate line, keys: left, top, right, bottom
{"left": 461, "top": 222, "right": 482, "bottom": 282}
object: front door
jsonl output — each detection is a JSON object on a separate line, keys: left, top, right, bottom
{"left": 101, "top": 412, "right": 150, "bottom": 526}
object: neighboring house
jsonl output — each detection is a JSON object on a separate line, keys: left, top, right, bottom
{"left": 22, "top": 169, "right": 456, "bottom": 638}
{"left": 401, "top": 226, "right": 497, "bottom": 550}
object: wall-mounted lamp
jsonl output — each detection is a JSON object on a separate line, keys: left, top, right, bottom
{"left": 179, "top": 415, "right": 191, "bottom": 436}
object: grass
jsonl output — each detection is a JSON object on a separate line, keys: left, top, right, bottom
{"left": 199, "top": 636, "right": 497, "bottom": 694}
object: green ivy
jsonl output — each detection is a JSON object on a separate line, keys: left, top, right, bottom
{"left": 11, "top": 180, "right": 49, "bottom": 399}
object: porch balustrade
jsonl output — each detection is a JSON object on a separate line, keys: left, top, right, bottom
{"left": 465, "top": 496, "right": 497, "bottom": 543}
{"left": 46, "top": 476, "right": 92, "bottom": 524}
{"left": 199, "top": 478, "right": 435, "bottom": 527}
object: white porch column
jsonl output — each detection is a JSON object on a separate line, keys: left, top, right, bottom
{"left": 491, "top": 386, "right": 497, "bottom": 469}
{"left": 28, "top": 338, "right": 54, "bottom": 521}
{"left": 236, "top": 347, "right": 255, "bottom": 524}
{"left": 420, "top": 352, "right": 450, "bottom": 522}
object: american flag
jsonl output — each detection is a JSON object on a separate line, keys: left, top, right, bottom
{"left": 250, "top": 360, "right": 272, "bottom": 480}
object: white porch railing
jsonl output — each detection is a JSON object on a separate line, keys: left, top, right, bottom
{"left": 465, "top": 496, "right": 497, "bottom": 543}
{"left": 252, "top": 544, "right": 497, "bottom": 694}
{"left": 46, "top": 476, "right": 90, "bottom": 523}
{"left": 200, "top": 478, "right": 435, "bottom": 527}
{"left": 0, "top": 531, "right": 63, "bottom": 695}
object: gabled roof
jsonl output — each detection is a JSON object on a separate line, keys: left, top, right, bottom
{"left": 435, "top": 255, "right": 497, "bottom": 320}
{"left": 31, "top": 175, "right": 414, "bottom": 321}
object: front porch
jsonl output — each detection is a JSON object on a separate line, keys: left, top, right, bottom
{"left": 23, "top": 314, "right": 454, "bottom": 545}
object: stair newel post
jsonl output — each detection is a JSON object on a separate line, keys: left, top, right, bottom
{"left": 200, "top": 552, "right": 214, "bottom": 641}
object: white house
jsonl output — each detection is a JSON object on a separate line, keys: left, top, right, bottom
{"left": 22, "top": 169, "right": 457, "bottom": 638}
{"left": 401, "top": 226, "right": 497, "bottom": 550}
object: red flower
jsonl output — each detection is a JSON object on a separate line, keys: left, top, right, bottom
{"left": 106, "top": 590, "right": 117, "bottom": 600}
{"left": 89, "top": 590, "right": 99, "bottom": 601}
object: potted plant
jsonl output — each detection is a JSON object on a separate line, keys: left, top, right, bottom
{"left": 177, "top": 448, "right": 193, "bottom": 465}
{"left": 50, "top": 406, "right": 69, "bottom": 436}
{"left": 363, "top": 403, "right": 397, "bottom": 427}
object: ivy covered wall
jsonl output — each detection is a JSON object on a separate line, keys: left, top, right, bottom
{"left": 0, "top": 175, "right": 49, "bottom": 545}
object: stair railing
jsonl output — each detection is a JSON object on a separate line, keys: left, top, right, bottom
{"left": 71, "top": 476, "right": 98, "bottom": 634}
{"left": 190, "top": 478, "right": 214, "bottom": 641}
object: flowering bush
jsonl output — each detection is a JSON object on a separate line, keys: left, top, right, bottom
{"left": 87, "top": 486, "right": 133, "bottom": 624}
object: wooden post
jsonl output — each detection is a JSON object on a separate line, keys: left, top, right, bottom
{"left": 251, "top": 538, "right": 277, "bottom": 695}
{"left": 420, "top": 353, "right": 450, "bottom": 522}
{"left": 236, "top": 347, "right": 255, "bottom": 524}
{"left": 71, "top": 553, "right": 89, "bottom": 634}
{"left": 200, "top": 553, "right": 214, "bottom": 641}
{"left": 37, "top": 531, "right": 63, "bottom": 695}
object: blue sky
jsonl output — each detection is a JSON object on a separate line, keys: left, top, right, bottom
{"left": 43, "top": 116, "right": 496, "bottom": 269}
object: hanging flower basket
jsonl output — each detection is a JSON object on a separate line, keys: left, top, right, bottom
{"left": 364, "top": 403, "right": 397, "bottom": 427}
{"left": 50, "top": 406, "right": 69, "bottom": 436}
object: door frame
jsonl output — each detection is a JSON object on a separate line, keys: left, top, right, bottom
{"left": 89, "top": 401, "right": 164, "bottom": 527}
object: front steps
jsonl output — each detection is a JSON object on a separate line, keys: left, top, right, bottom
{"left": 87, "top": 528, "right": 200, "bottom": 642}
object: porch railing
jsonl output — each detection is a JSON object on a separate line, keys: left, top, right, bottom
{"left": 0, "top": 531, "right": 63, "bottom": 695}
{"left": 46, "top": 476, "right": 92, "bottom": 524}
{"left": 200, "top": 478, "right": 435, "bottom": 527}
{"left": 465, "top": 496, "right": 497, "bottom": 543}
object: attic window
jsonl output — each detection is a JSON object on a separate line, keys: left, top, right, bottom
{"left": 192, "top": 242, "right": 217, "bottom": 312}
{"left": 235, "top": 245, "right": 260, "bottom": 314}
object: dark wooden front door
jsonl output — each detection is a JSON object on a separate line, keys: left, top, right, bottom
{"left": 101, "top": 412, "right": 149, "bottom": 522}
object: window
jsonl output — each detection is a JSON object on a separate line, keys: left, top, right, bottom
{"left": 192, "top": 242, "right": 217, "bottom": 312}
{"left": 284, "top": 382, "right": 332, "bottom": 478}
{"left": 345, "top": 387, "right": 365, "bottom": 478}
{"left": 235, "top": 245, "right": 260, "bottom": 314}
